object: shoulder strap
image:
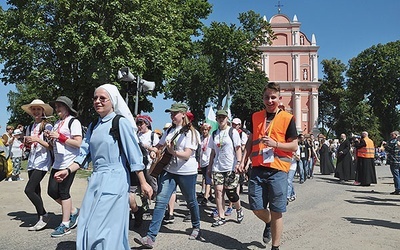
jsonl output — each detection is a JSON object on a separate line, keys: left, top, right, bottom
{"left": 151, "top": 131, "right": 155, "bottom": 145}
{"left": 212, "top": 130, "right": 217, "bottom": 141}
{"left": 68, "top": 117, "right": 76, "bottom": 131}
{"left": 28, "top": 124, "right": 33, "bottom": 135}
{"left": 229, "top": 127, "right": 235, "bottom": 150}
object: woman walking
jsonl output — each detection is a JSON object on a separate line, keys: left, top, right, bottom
{"left": 47, "top": 96, "right": 82, "bottom": 237}
{"left": 54, "top": 84, "right": 152, "bottom": 249}
{"left": 21, "top": 99, "right": 53, "bottom": 231}
{"left": 135, "top": 102, "right": 200, "bottom": 248}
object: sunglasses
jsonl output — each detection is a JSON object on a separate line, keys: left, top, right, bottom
{"left": 93, "top": 96, "right": 110, "bottom": 103}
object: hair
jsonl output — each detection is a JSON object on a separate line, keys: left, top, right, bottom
{"left": 169, "top": 111, "right": 199, "bottom": 144}
{"left": 6, "top": 125, "right": 14, "bottom": 130}
{"left": 263, "top": 82, "right": 280, "bottom": 94}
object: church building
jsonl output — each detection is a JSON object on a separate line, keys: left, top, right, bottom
{"left": 258, "top": 13, "right": 320, "bottom": 135}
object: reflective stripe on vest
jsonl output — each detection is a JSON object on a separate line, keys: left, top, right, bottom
{"left": 250, "top": 110, "right": 293, "bottom": 172}
{"left": 357, "top": 137, "right": 375, "bottom": 158}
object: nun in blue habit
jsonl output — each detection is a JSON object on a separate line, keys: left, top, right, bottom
{"left": 54, "top": 84, "right": 153, "bottom": 250}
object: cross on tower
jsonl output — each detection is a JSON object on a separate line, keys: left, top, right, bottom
{"left": 275, "top": 0, "right": 284, "bottom": 13}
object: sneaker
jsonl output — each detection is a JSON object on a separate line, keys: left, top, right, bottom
{"left": 225, "top": 207, "right": 233, "bottom": 216}
{"left": 353, "top": 181, "right": 361, "bottom": 186}
{"left": 263, "top": 223, "right": 272, "bottom": 244}
{"left": 133, "top": 207, "right": 145, "bottom": 228}
{"left": 390, "top": 191, "right": 400, "bottom": 195}
{"left": 163, "top": 214, "right": 175, "bottom": 224}
{"left": 212, "top": 218, "right": 226, "bottom": 227}
{"left": 28, "top": 219, "right": 48, "bottom": 231}
{"left": 7, "top": 178, "right": 12, "bottom": 182}
{"left": 17, "top": 177, "right": 24, "bottom": 181}
{"left": 211, "top": 208, "right": 219, "bottom": 218}
{"left": 208, "top": 195, "right": 215, "bottom": 203}
{"left": 200, "top": 198, "right": 208, "bottom": 205}
{"left": 69, "top": 208, "right": 80, "bottom": 229}
{"left": 134, "top": 235, "right": 155, "bottom": 249}
{"left": 51, "top": 224, "right": 71, "bottom": 238}
{"left": 237, "top": 207, "right": 244, "bottom": 223}
{"left": 189, "top": 228, "right": 200, "bottom": 240}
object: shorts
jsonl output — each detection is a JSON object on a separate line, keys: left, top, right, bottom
{"left": 248, "top": 167, "right": 288, "bottom": 213}
{"left": 212, "top": 171, "right": 239, "bottom": 189}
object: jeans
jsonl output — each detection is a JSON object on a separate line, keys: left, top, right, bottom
{"left": 147, "top": 171, "right": 200, "bottom": 241}
{"left": 287, "top": 169, "right": 296, "bottom": 199}
{"left": 389, "top": 164, "right": 400, "bottom": 191}
{"left": 298, "top": 159, "right": 309, "bottom": 182}
{"left": 308, "top": 157, "right": 314, "bottom": 177}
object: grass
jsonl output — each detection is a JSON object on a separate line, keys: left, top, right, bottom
{"left": 20, "top": 160, "right": 93, "bottom": 179}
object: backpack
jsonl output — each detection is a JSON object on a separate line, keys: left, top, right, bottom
{"left": 0, "top": 154, "right": 7, "bottom": 182}
{"left": 68, "top": 118, "right": 87, "bottom": 138}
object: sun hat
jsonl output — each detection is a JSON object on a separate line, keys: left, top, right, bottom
{"left": 163, "top": 122, "right": 172, "bottom": 130}
{"left": 216, "top": 109, "right": 228, "bottom": 117}
{"left": 232, "top": 118, "right": 241, "bottom": 124}
{"left": 50, "top": 96, "right": 77, "bottom": 116}
{"left": 21, "top": 99, "right": 54, "bottom": 117}
{"left": 165, "top": 103, "right": 188, "bottom": 113}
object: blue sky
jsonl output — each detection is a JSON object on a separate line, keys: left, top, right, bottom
{"left": 1, "top": 0, "right": 399, "bottom": 131}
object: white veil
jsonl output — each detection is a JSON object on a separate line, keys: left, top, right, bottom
{"left": 96, "top": 84, "right": 138, "bottom": 133}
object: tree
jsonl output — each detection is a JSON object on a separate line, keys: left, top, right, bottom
{"left": 318, "top": 58, "right": 347, "bottom": 137}
{"left": 0, "top": 0, "right": 212, "bottom": 125}
{"left": 346, "top": 40, "right": 400, "bottom": 138}
{"left": 165, "top": 10, "right": 273, "bottom": 123}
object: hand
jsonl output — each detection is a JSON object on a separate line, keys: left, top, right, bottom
{"left": 261, "top": 136, "right": 276, "bottom": 148}
{"left": 237, "top": 162, "right": 245, "bottom": 173}
{"left": 149, "top": 151, "right": 157, "bottom": 159}
{"left": 49, "top": 131, "right": 60, "bottom": 140}
{"left": 54, "top": 169, "right": 68, "bottom": 183}
{"left": 166, "top": 140, "right": 175, "bottom": 155}
{"left": 140, "top": 182, "right": 153, "bottom": 199}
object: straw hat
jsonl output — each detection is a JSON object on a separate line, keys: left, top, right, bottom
{"left": 21, "top": 99, "right": 54, "bottom": 117}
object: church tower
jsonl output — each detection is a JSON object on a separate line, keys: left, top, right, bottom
{"left": 259, "top": 13, "right": 320, "bottom": 135}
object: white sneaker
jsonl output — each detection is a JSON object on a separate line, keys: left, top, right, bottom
{"left": 17, "top": 177, "right": 24, "bottom": 181}
{"left": 28, "top": 219, "right": 48, "bottom": 231}
{"left": 7, "top": 178, "right": 12, "bottom": 182}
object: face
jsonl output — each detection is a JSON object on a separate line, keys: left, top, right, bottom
{"left": 93, "top": 88, "right": 113, "bottom": 117}
{"left": 201, "top": 127, "right": 210, "bottom": 137}
{"left": 136, "top": 120, "right": 148, "bottom": 133}
{"left": 232, "top": 123, "right": 240, "bottom": 129}
{"left": 170, "top": 111, "right": 185, "bottom": 125}
{"left": 29, "top": 106, "right": 45, "bottom": 120}
{"left": 216, "top": 115, "right": 228, "bottom": 128}
{"left": 6, "top": 127, "right": 13, "bottom": 134}
{"left": 263, "top": 88, "right": 280, "bottom": 113}
{"left": 55, "top": 103, "right": 69, "bottom": 119}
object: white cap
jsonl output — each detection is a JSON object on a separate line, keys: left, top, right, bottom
{"left": 163, "top": 122, "right": 172, "bottom": 130}
{"left": 12, "top": 129, "right": 22, "bottom": 136}
{"left": 232, "top": 118, "right": 241, "bottom": 125}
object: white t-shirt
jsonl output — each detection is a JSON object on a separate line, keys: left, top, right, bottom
{"left": 11, "top": 138, "right": 23, "bottom": 158}
{"left": 159, "top": 126, "right": 198, "bottom": 175}
{"left": 290, "top": 147, "right": 300, "bottom": 171}
{"left": 27, "top": 122, "right": 53, "bottom": 171}
{"left": 138, "top": 130, "right": 160, "bottom": 169}
{"left": 209, "top": 127, "right": 241, "bottom": 172}
{"left": 52, "top": 116, "right": 82, "bottom": 169}
{"left": 240, "top": 131, "right": 248, "bottom": 146}
{"left": 200, "top": 135, "right": 212, "bottom": 168}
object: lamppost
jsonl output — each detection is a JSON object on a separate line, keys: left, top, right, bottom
{"left": 117, "top": 67, "right": 155, "bottom": 115}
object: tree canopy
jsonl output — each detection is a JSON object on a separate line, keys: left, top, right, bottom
{"left": 0, "top": 0, "right": 212, "bottom": 125}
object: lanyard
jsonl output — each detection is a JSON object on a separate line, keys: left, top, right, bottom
{"left": 263, "top": 109, "right": 280, "bottom": 137}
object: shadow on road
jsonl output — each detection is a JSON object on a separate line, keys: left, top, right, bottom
{"left": 7, "top": 211, "right": 60, "bottom": 229}
{"left": 344, "top": 195, "right": 400, "bottom": 206}
{"left": 343, "top": 217, "right": 400, "bottom": 230}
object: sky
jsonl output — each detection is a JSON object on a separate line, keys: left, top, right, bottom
{"left": 0, "top": 0, "right": 399, "bottom": 132}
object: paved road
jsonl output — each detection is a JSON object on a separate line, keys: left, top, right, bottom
{"left": 0, "top": 164, "right": 399, "bottom": 249}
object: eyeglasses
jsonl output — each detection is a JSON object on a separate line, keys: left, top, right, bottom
{"left": 93, "top": 96, "right": 110, "bottom": 103}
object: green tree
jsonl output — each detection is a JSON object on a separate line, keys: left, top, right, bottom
{"left": 318, "top": 58, "right": 347, "bottom": 137}
{"left": 0, "top": 0, "right": 212, "bottom": 125}
{"left": 346, "top": 40, "right": 400, "bottom": 138}
{"left": 165, "top": 10, "right": 273, "bottom": 124}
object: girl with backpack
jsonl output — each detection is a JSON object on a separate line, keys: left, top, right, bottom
{"left": 21, "top": 99, "right": 53, "bottom": 231}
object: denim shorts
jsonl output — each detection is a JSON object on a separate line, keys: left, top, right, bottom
{"left": 201, "top": 167, "right": 212, "bottom": 185}
{"left": 248, "top": 167, "right": 288, "bottom": 213}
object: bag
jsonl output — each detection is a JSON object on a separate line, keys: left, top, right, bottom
{"left": 0, "top": 154, "right": 8, "bottom": 182}
{"left": 68, "top": 118, "right": 87, "bottom": 138}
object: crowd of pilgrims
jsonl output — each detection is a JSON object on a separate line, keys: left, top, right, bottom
{"left": 1, "top": 86, "right": 391, "bottom": 249}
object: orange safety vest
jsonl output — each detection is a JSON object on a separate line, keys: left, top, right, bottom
{"left": 251, "top": 110, "right": 293, "bottom": 172}
{"left": 357, "top": 137, "right": 375, "bottom": 158}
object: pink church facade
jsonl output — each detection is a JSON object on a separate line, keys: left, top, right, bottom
{"left": 258, "top": 14, "right": 320, "bottom": 135}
